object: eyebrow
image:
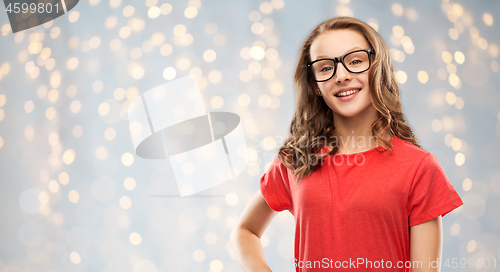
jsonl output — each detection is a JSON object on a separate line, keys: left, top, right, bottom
{"left": 314, "top": 46, "right": 365, "bottom": 59}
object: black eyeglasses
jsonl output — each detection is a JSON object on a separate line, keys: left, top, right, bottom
{"left": 306, "top": 49, "right": 374, "bottom": 82}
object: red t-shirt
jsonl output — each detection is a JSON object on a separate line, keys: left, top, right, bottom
{"left": 260, "top": 134, "right": 463, "bottom": 271}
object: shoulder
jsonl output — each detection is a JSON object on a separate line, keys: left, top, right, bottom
{"left": 393, "top": 135, "right": 432, "bottom": 162}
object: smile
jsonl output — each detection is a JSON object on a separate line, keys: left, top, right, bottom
{"left": 334, "top": 89, "right": 361, "bottom": 97}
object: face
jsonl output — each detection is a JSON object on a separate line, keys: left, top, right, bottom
{"left": 309, "top": 29, "right": 374, "bottom": 119}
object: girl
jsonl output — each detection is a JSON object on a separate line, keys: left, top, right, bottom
{"left": 230, "top": 17, "right": 463, "bottom": 272}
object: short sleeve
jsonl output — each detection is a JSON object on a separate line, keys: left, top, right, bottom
{"left": 259, "top": 155, "right": 293, "bottom": 212}
{"left": 407, "top": 153, "right": 464, "bottom": 226}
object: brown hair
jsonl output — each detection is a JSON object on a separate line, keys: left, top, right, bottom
{"left": 278, "top": 16, "right": 421, "bottom": 184}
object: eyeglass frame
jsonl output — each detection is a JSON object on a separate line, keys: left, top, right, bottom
{"left": 306, "top": 48, "right": 375, "bottom": 82}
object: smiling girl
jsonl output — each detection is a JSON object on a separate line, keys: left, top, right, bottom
{"left": 230, "top": 17, "right": 463, "bottom": 272}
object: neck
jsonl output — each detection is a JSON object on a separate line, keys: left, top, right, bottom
{"left": 328, "top": 106, "right": 391, "bottom": 153}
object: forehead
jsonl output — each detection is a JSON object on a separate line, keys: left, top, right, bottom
{"left": 310, "top": 29, "right": 369, "bottom": 60}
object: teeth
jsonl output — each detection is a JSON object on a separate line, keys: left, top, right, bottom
{"left": 336, "top": 89, "right": 361, "bottom": 97}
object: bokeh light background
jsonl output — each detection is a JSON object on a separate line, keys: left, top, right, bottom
{"left": 0, "top": 0, "right": 499, "bottom": 271}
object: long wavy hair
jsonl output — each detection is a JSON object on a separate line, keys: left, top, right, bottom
{"left": 278, "top": 16, "right": 421, "bottom": 184}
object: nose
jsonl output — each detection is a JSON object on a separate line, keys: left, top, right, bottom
{"left": 334, "top": 62, "right": 352, "bottom": 84}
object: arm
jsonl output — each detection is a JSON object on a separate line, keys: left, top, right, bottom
{"left": 230, "top": 190, "right": 279, "bottom": 272}
{"left": 409, "top": 215, "right": 443, "bottom": 272}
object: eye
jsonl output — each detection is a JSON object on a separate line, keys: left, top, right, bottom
{"left": 349, "top": 59, "right": 362, "bottom": 65}
{"left": 320, "top": 66, "right": 333, "bottom": 72}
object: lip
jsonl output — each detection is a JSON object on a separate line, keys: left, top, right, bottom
{"left": 334, "top": 87, "right": 362, "bottom": 102}
{"left": 334, "top": 87, "right": 362, "bottom": 96}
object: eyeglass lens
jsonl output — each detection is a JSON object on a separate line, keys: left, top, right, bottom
{"left": 310, "top": 51, "right": 370, "bottom": 81}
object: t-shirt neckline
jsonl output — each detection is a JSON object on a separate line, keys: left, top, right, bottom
{"left": 321, "top": 134, "right": 396, "bottom": 156}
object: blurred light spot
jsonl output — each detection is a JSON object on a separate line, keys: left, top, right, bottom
{"left": 210, "top": 260, "right": 223, "bottom": 272}
{"left": 185, "top": 6, "right": 198, "bottom": 18}
{"left": 451, "top": 138, "right": 462, "bottom": 151}
{"left": 105, "top": 16, "right": 118, "bottom": 29}
{"left": 67, "top": 57, "right": 79, "bottom": 70}
{"left": 251, "top": 22, "right": 264, "bottom": 34}
{"left": 70, "top": 252, "right": 81, "bottom": 264}
{"left": 59, "top": 172, "right": 69, "bottom": 185}
{"left": 119, "top": 26, "right": 132, "bottom": 38}
{"left": 448, "top": 28, "right": 459, "bottom": 40}
{"left": 129, "top": 232, "right": 142, "bottom": 245}
{"left": 205, "top": 232, "right": 217, "bottom": 244}
{"left": 444, "top": 133, "right": 454, "bottom": 146}
{"left": 175, "top": 58, "right": 190, "bottom": 71}
{"left": 225, "top": 193, "right": 239, "bottom": 206}
{"left": 492, "top": 60, "right": 500, "bottom": 73}
{"left": 489, "top": 44, "right": 499, "bottom": 58}
{"left": 463, "top": 178, "right": 472, "bottom": 191}
{"left": 391, "top": 3, "right": 403, "bottom": 16}
{"left": 130, "top": 47, "right": 142, "bottom": 59}
{"left": 260, "top": 2, "right": 273, "bottom": 14}
{"left": 68, "top": 190, "right": 79, "bottom": 203}
{"left": 128, "top": 18, "right": 145, "bottom": 32}
{"left": 193, "top": 249, "right": 206, "bottom": 262}
{"left": 180, "top": 33, "right": 193, "bottom": 45}
{"left": 148, "top": 6, "right": 161, "bottom": 18}
{"left": 467, "top": 240, "right": 476, "bottom": 252}
{"left": 0, "top": 136, "right": 3, "bottom": 149}
{"left": 211, "top": 96, "right": 224, "bottom": 108}
{"left": 271, "top": 0, "right": 284, "bottom": 9}
{"left": 392, "top": 25, "right": 404, "bottom": 37}
{"left": 261, "top": 234, "right": 270, "bottom": 247}
{"left": 442, "top": 51, "right": 452, "bottom": 63}
{"left": 454, "top": 97, "right": 464, "bottom": 109}
{"left": 450, "top": 223, "right": 460, "bottom": 236}
{"left": 123, "top": 5, "right": 135, "bottom": 17}
{"left": 45, "top": 107, "right": 56, "bottom": 120}
{"left": 96, "top": 146, "right": 108, "bottom": 160}
{"left": 160, "top": 44, "right": 173, "bottom": 56}
{"left": 70, "top": 100, "right": 81, "bottom": 113}
{"left": 133, "top": 260, "right": 157, "bottom": 272}
{"left": 73, "top": 125, "right": 83, "bottom": 138}
{"left": 48, "top": 132, "right": 59, "bottom": 146}
{"left": 92, "top": 80, "right": 104, "bottom": 93}
{"left": 105, "top": 127, "right": 116, "bottom": 141}
{"left": 405, "top": 8, "right": 418, "bottom": 20}
{"left": 98, "top": 103, "right": 110, "bottom": 116}
{"left": 262, "top": 136, "right": 276, "bottom": 150}
{"left": 431, "top": 119, "right": 442, "bottom": 132}
{"left": 189, "top": 67, "right": 202, "bottom": 79}
{"left": 122, "top": 152, "right": 134, "bottom": 166}
{"left": 417, "top": 71, "right": 428, "bottom": 83}
{"left": 208, "top": 70, "right": 221, "bottom": 83}
{"left": 119, "top": 196, "right": 132, "bottom": 209}
{"left": 395, "top": 70, "right": 407, "bottom": 84}
{"left": 151, "top": 32, "right": 165, "bottom": 46}
{"left": 38, "top": 191, "right": 50, "bottom": 204}
{"left": 249, "top": 11, "right": 261, "bottom": 22}
{"left": 205, "top": 22, "right": 217, "bottom": 34}
{"left": 455, "top": 152, "right": 465, "bottom": 166}
{"left": 452, "top": 3, "right": 463, "bottom": 16}
{"left": 132, "top": 66, "right": 145, "bottom": 79}
{"left": 454, "top": 51, "right": 465, "bottom": 64}
{"left": 250, "top": 46, "right": 265, "bottom": 60}
{"left": 437, "top": 68, "right": 447, "bottom": 81}
{"left": 203, "top": 49, "right": 216, "bottom": 62}
{"left": 124, "top": 177, "right": 136, "bottom": 190}
{"left": 68, "top": 11, "right": 80, "bottom": 23}
{"left": 160, "top": 3, "right": 172, "bottom": 14}
{"left": 483, "top": 13, "right": 493, "bottom": 26}
{"left": 109, "top": 39, "right": 121, "bottom": 51}
{"left": 239, "top": 70, "right": 252, "bottom": 82}
{"left": 173, "top": 24, "right": 186, "bottom": 36}
{"left": 24, "top": 124, "right": 34, "bottom": 141}
{"left": 240, "top": 47, "right": 251, "bottom": 59}
{"left": 238, "top": 94, "right": 251, "bottom": 107}
{"left": 63, "top": 149, "right": 76, "bottom": 164}
{"left": 478, "top": 38, "right": 488, "bottom": 50}
{"left": 448, "top": 74, "right": 459, "bottom": 87}
{"left": 446, "top": 92, "right": 456, "bottom": 105}
{"left": 24, "top": 100, "right": 34, "bottom": 113}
